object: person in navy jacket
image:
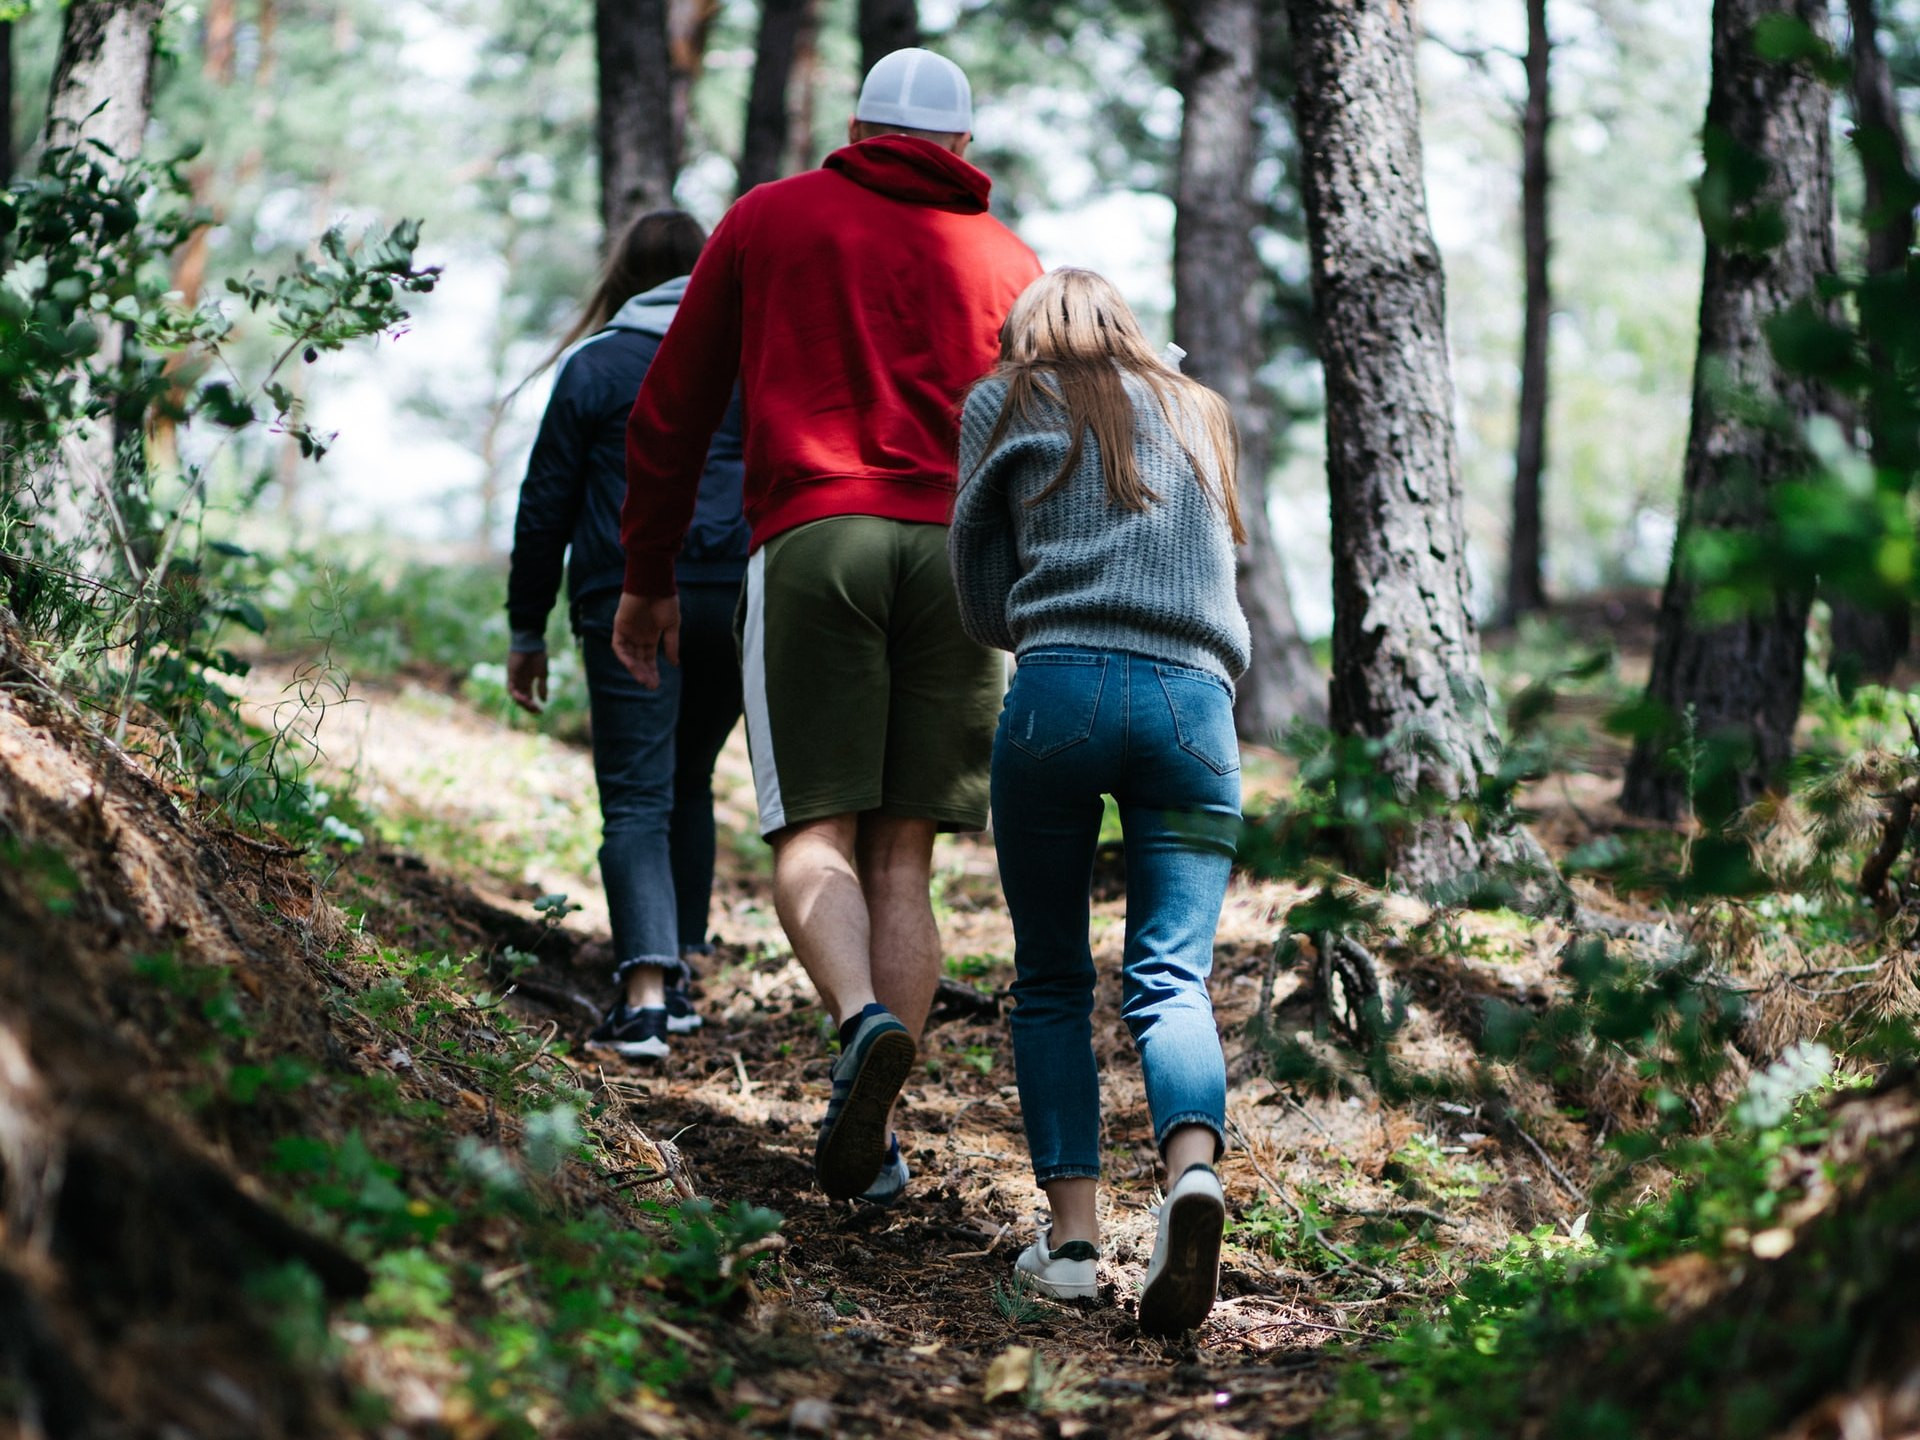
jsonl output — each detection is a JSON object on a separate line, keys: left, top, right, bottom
{"left": 505, "top": 209, "right": 748, "bottom": 1061}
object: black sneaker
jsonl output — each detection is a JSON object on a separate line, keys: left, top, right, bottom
{"left": 663, "top": 986, "right": 703, "bottom": 1035}
{"left": 587, "top": 1003, "right": 670, "bottom": 1060}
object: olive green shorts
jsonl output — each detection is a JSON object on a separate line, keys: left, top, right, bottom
{"left": 735, "top": 515, "right": 1004, "bottom": 837}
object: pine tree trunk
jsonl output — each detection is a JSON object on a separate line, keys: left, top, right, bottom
{"left": 738, "top": 0, "right": 814, "bottom": 196}
{"left": 782, "top": 0, "right": 821, "bottom": 176}
{"left": 1506, "top": 0, "right": 1551, "bottom": 621}
{"left": 667, "top": 0, "right": 721, "bottom": 169}
{"left": 858, "top": 0, "right": 921, "bottom": 78}
{"left": 153, "top": 0, "right": 237, "bottom": 475}
{"left": 1171, "top": 0, "right": 1324, "bottom": 741}
{"left": 596, "top": 0, "right": 677, "bottom": 243}
{"left": 1620, "top": 0, "right": 1835, "bottom": 821}
{"left": 1826, "top": 0, "right": 1914, "bottom": 686}
{"left": 1286, "top": 0, "right": 1554, "bottom": 898}
{"left": 45, "top": 0, "right": 164, "bottom": 576}
{"left": 1, "top": 20, "right": 14, "bottom": 183}
{"left": 46, "top": 0, "right": 163, "bottom": 168}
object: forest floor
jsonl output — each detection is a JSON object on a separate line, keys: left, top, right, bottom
{"left": 7, "top": 598, "right": 1914, "bottom": 1440}
{"left": 303, "top": 655, "right": 1627, "bottom": 1437}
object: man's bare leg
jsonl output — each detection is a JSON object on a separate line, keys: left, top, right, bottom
{"left": 770, "top": 814, "right": 876, "bottom": 1027}
{"left": 855, "top": 814, "right": 940, "bottom": 1039}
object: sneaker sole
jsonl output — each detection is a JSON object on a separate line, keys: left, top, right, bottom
{"left": 586, "top": 1036, "right": 671, "bottom": 1060}
{"left": 1139, "top": 1191, "right": 1224, "bottom": 1335}
{"left": 815, "top": 1028, "right": 916, "bottom": 1200}
{"left": 665, "top": 1015, "right": 703, "bottom": 1034}
{"left": 1019, "top": 1268, "right": 1098, "bottom": 1301}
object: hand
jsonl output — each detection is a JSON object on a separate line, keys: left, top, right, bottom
{"left": 506, "top": 650, "right": 549, "bottom": 714}
{"left": 612, "top": 591, "right": 681, "bottom": 688}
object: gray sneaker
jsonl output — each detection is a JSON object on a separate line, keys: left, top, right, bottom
{"left": 857, "top": 1135, "right": 910, "bottom": 1206}
{"left": 814, "top": 1010, "right": 915, "bottom": 1200}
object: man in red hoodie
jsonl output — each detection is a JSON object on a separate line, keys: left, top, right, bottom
{"left": 614, "top": 48, "right": 1042, "bottom": 1205}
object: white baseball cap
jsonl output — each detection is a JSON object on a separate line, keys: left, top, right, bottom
{"left": 854, "top": 47, "right": 973, "bottom": 134}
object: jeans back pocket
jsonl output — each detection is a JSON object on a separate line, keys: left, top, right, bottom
{"left": 1156, "top": 666, "right": 1240, "bottom": 776}
{"left": 1006, "top": 652, "right": 1107, "bottom": 760}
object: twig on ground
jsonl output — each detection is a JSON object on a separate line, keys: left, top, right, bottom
{"left": 637, "top": 1126, "right": 701, "bottom": 1201}
{"left": 1502, "top": 1114, "right": 1583, "bottom": 1202}
{"left": 607, "top": 1167, "right": 667, "bottom": 1190}
{"left": 1284, "top": 1091, "right": 1335, "bottom": 1141}
{"left": 733, "top": 1051, "right": 756, "bottom": 1098}
{"left": 1334, "top": 1204, "right": 1456, "bottom": 1228}
{"left": 1860, "top": 777, "right": 1920, "bottom": 916}
{"left": 1229, "top": 1127, "right": 1406, "bottom": 1292}
{"left": 947, "top": 1221, "right": 1011, "bottom": 1260}
{"left": 508, "top": 1020, "right": 559, "bottom": 1076}
{"left": 719, "top": 1232, "right": 787, "bottom": 1278}
{"left": 222, "top": 829, "right": 307, "bottom": 858}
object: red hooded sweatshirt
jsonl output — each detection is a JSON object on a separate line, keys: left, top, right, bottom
{"left": 620, "top": 136, "right": 1043, "bottom": 596}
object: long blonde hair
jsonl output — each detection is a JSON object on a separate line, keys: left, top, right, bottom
{"left": 968, "top": 268, "right": 1244, "bottom": 543}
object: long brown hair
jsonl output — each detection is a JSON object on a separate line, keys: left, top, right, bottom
{"left": 968, "top": 268, "right": 1244, "bottom": 543}
{"left": 523, "top": 209, "right": 708, "bottom": 387}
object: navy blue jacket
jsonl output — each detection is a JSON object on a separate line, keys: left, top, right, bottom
{"left": 507, "top": 278, "right": 748, "bottom": 638}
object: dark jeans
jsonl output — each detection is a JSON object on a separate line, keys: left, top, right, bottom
{"left": 990, "top": 648, "right": 1242, "bottom": 1184}
{"left": 576, "top": 582, "right": 744, "bottom": 981}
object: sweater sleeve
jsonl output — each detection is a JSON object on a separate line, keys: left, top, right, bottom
{"left": 947, "top": 384, "right": 1026, "bottom": 653}
{"left": 621, "top": 206, "right": 747, "bottom": 597}
{"left": 506, "top": 354, "right": 596, "bottom": 635}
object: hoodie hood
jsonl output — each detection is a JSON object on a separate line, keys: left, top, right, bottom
{"left": 822, "top": 135, "right": 991, "bottom": 213}
{"left": 606, "top": 275, "right": 690, "bottom": 338}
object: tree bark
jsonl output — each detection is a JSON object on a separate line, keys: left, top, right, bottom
{"left": 1620, "top": 0, "right": 1836, "bottom": 821}
{"left": 1170, "top": 0, "right": 1324, "bottom": 740}
{"left": 1, "top": 20, "right": 14, "bottom": 183}
{"left": 667, "top": 0, "right": 721, "bottom": 169}
{"left": 782, "top": 0, "right": 821, "bottom": 177}
{"left": 858, "top": 0, "right": 921, "bottom": 78}
{"left": 1506, "top": 0, "right": 1551, "bottom": 621}
{"left": 737, "top": 0, "right": 814, "bottom": 196}
{"left": 596, "top": 0, "right": 677, "bottom": 244}
{"left": 45, "top": 1, "right": 165, "bottom": 574}
{"left": 46, "top": 0, "right": 163, "bottom": 170}
{"left": 1286, "top": 0, "right": 1553, "bottom": 897}
{"left": 1827, "top": 0, "right": 1915, "bottom": 686}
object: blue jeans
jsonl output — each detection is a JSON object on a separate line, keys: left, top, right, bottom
{"left": 991, "top": 648, "right": 1241, "bottom": 1185}
{"left": 577, "top": 583, "right": 744, "bottom": 981}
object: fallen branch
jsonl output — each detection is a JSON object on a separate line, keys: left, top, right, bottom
{"left": 1229, "top": 1124, "right": 1407, "bottom": 1292}
{"left": 1859, "top": 777, "right": 1920, "bottom": 917}
{"left": 719, "top": 1232, "right": 787, "bottom": 1279}
{"left": 1501, "top": 1113, "right": 1584, "bottom": 1203}
{"left": 1334, "top": 1204, "right": 1457, "bottom": 1228}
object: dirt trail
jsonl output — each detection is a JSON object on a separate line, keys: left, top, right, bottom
{"left": 332, "top": 675, "right": 1587, "bottom": 1435}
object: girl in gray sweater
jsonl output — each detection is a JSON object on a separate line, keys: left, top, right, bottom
{"left": 950, "top": 268, "right": 1249, "bottom": 1336}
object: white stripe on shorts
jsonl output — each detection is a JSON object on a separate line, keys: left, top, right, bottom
{"left": 740, "top": 548, "right": 787, "bottom": 835}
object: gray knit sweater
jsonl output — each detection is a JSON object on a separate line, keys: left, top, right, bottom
{"left": 950, "top": 372, "right": 1251, "bottom": 686}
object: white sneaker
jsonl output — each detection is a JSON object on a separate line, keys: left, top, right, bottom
{"left": 1013, "top": 1231, "right": 1100, "bottom": 1300}
{"left": 1139, "top": 1164, "right": 1225, "bottom": 1335}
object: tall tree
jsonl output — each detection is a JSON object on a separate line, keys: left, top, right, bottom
{"left": 737, "top": 0, "right": 816, "bottom": 196}
{"left": 1827, "top": 0, "right": 1916, "bottom": 686}
{"left": 45, "top": 0, "right": 166, "bottom": 569}
{"left": 1286, "top": 0, "right": 1548, "bottom": 893}
{"left": 46, "top": 0, "right": 164, "bottom": 169}
{"left": 1, "top": 18, "right": 13, "bottom": 183}
{"left": 1620, "top": 0, "right": 1836, "bottom": 820}
{"left": 1170, "top": 0, "right": 1324, "bottom": 739}
{"left": 859, "top": 0, "right": 921, "bottom": 77}
{"left": 596, "top": 0, "right": 677, "bottom": 242}
{"left": 1506, "top": 0, "right": 1552, "bottom": 620}
{"left": 668, "top": 0, "right": 721, "bottom": 165}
